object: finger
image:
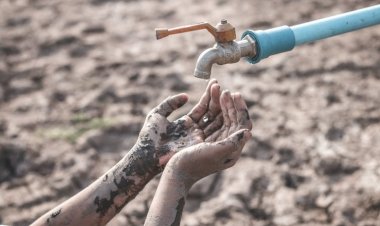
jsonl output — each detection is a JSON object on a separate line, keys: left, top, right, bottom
{"left": 227, "top": 92, "right": 238, "bottom": 129}
{"left": 204, "top": 113, "right": 223, "bottom": 137}
{"left": 233, "top": 93, "right": 253, "bottom": 130}
{"left": 220, "top": 90, "right": 233, "bottom": 139}
{"left": 188, "top": 79, "right": 218, "bottom": 122}
{"left": 207, "top": 83, "right": 222, "bottom": 117}
{"left": 152, "top": 93, "right": 188, "bottom": 117}
{"left": 220, "top": 90, "right": 231, "bottom": 128}
{"left": 198, "top": 83, "right": 221, "bottom": 128}
{"left": 211, "top": 129, "right": 252, "bottom": 156}
{"left": 228, "top": 149, "right": 243, "bottom": 162}
{"left": 223, "top": 130, "right": 250, "bottom": 168}
{"left": 205, "top": 130, "right": 222, "bottom": 142}
{"left": 173, "top": 115, "right": 194, "bottom": 130}
{"left": 225, "top": 141, "right": 245, "bottom": 165}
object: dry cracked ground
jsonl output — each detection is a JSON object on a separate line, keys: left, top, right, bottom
{"left": 1, "top": 0, "right": 380, "bottom": 225}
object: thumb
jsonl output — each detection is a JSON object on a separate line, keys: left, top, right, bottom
{"left": 213, "top": 129, "right": 252, "bottom": 154}
{"left": 152, "top": 93, "right": 188, "bottom": 117}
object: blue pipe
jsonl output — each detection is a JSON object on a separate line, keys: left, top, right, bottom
{"left": 242, "top": 4, "right": 380, "bottom": 64}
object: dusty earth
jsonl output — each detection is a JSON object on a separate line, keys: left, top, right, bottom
{"left": 1, "top": 0, "right": 380, "bottom": 225}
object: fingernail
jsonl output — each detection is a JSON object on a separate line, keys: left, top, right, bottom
{"left": 232, "top": 92, "right": 240, "bottom": 99}
{"left": 180, "top": 94, "right": 188, "bottom": 102}
{"left": 212, "top": 84, "right": 220, "bottom": 90}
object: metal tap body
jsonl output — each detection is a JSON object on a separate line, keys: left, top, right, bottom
{"left": 194, "top": 36, "right": 256, "bottom": 79}
{"left": 155, "top": 20, "right": 256, "bottom": 79}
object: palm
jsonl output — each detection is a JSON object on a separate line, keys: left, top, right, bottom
{"left": 162, "top": 119, "right": 204, "bottom": 149}
{"left": 167, "top": 89, "right": 253, "bottom": 183}
{"left": 138, "top": 80, "right": 219, "bottom": 166}
{"left": 142, "top": 115, "right": 204, "bottom": 152}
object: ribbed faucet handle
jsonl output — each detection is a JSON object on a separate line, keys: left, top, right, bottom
{"left": 155, "top": 20, "right": 236, "bottom": 43}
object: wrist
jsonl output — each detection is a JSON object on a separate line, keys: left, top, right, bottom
{"left": 164, "top": 157, "right": 195, "bottom": 191}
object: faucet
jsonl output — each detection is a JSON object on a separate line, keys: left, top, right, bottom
{"left": 155, "top": 5, "right": 380, "bottom": 79}
{"left": 155, "top": 20, "right": 256, "bottom": 79}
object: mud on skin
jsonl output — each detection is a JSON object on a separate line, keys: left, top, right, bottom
{"left": 224, "top": 158, "right": 234, "bottom": 164}
{"left": 171, "top": 197, "right": 185, "bottom": 226}
{"left": 46, "top": 208, "right": 62, "bottom": 224}
{"left": 160, "top": 119, "right": 188, "bottom": 143}
{"left": 93, "top": 118, "right": 194, "bottom": 219}
{"left": 93, "top": 136, "right": 167, "bottom": 217}
{"left": 238, "top": 109, "right": 250, "bottom": 126}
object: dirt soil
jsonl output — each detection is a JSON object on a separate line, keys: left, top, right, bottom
{"left": 1, "top": 0, "right": 380, "bottom": 225}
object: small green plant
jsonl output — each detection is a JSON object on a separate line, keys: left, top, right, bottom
{"left": 37, "top": 117, "right": 116, "bottom": 143}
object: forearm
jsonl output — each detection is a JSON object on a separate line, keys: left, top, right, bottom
{"left": 144, "top": 164, "right": 192, "bottom": 226}
{"left": 32, "top": 143, "right": 160, "bottom": 226}
{"left": 145, "top": 128, "right": 252, "bottom": 226}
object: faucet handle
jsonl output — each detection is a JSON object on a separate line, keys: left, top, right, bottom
{"left": 155, "top": 20, "right": 236, "bottom": 43}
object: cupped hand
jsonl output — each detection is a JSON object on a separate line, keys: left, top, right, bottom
{"left": 135, "top": 79, "right": 223, "bottom": 171}
{"left": 165, "top": 90, "right": 253, "bottom": 186}
{"left": 205, "top": 90, "right": 252, "bottom": 142}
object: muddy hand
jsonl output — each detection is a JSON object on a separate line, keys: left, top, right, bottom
{"left": 168, "top": 128, "right": 252, "bottom": 185}
{"left": 135, "top": 79, "right": 222, "bottom": 173}
{"left": 144, "top": 89, "right": 253, "bottom": 226}
{"left": 204, "top": 90, "right": 252, "bottom": 142}
{"left": 167, "top": 90, "right": 253, "bottom": 184}
{"left": 167, "top": 89, "right": 253, "bottom": 184}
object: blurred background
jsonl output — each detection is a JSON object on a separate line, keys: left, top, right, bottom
{"left": 1, "top": 0, "right": 380, "bottom": 225}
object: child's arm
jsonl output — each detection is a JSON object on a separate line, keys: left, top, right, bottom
{"left": 31, "top": 80, "right": 223, "bottom": 226}
{"left": 144, "top": 91, "right": 252, "bottom": 226}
